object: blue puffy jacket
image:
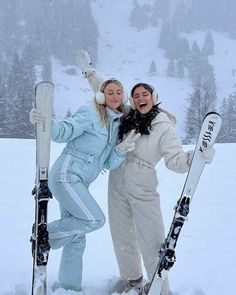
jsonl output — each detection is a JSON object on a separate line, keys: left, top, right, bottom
{"left": 49, "top": 104, "right": 125, "bottom": 186}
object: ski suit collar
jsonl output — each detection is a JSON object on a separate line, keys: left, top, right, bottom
{"left": 106, "top": 107, "right": 123, "bottom": 120}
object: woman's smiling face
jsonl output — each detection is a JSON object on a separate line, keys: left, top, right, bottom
{"left": 132, "top": 86, "right": 154, "bottom": 114}
{"left": 104, "top": 82, "right": 123, "bottom": 110}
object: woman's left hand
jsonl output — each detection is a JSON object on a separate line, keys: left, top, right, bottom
{"left": 116, "top": 130, "right": 141, "bottom": 154}
{"left": 201, "top": 147, "right": 215, "bottom": 164}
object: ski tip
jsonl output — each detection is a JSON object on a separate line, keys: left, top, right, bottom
{"left": 35, "top": 81, "right": 54, "bottom": 96}
{"left": 204, "top": 111, "right": 221, "bottom": 118}
{"left": 36, "top": 81, "right": 54, "bottom": 88}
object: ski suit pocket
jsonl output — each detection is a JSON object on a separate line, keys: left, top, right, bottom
{"left": 49, "top": 154, "right": 83, "bottom": 183}
{"left": 134, "top": 165, "right": 158, "bottom": 194}
{"left": 123, "top": 160, "right": 159, "bottom": 198}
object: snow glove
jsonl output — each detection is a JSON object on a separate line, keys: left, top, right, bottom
{"left": 187, "top": 147, "right": 215, "bottom": 165}
{"left": 29, "top": 108, "right": 45, "bottom": 124}
{"left": 83, "top": 68, "right": 103, "bottom": 93}
{"left": 201, "top": 147, "right": 215, "bottom": 164}
{"left": 116, "top": 130, "right": 141, "bottom": 154}
{"left": 76, "top": 49, "right": 103, "bottom": 93}
{"left": 76, "top": 49, "right": 92, "bottom": 70}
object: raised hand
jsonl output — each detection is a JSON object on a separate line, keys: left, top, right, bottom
{"left": 116, "top": 129, "right": 141, "bottom": 154}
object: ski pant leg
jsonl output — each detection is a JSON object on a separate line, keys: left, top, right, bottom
{"left": 54, "top": 206, "right": 86, "bottom": 291}
{"left": 108, "top": 177, "right": 143, "bottom": 280}
{"left": 132, "top": 195, "right": 170, "bottom": 295}
{"left": 48, "top": 179, "right": 105, "bottom": 291}
{"left": 58, "top": 232, "right": 86, "bottom": 291}
{"left": 48, "top": 180, "right": 105, "bottom": 248}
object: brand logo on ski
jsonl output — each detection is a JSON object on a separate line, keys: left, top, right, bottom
{"left": 200, "top": 119, "right": 218, "bottom": 151}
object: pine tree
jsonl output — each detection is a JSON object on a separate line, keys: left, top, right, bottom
{"left": 176, "top": 59, "right": 185, "bottom": 78}
{"left": 177, "top": 37, "right": 190, "bottom": 67}
{"left": 188, "top": 41, "right": 201, "bottom": 84}
{"left": 5, "top": 54, "right": 23, "bottom": 137}
{"left": 17, "top": 45, "right": 36, "bottom": 138}
{"left": 167, "top": 59, "right": 175, "bottom": 77}
{"left": 129, "top": 0, "right": 150, "bottom": 31}
{"left": 227, "top": 94, "right": 236, "bottom": 142}
{"left": 217, "top": 98, "right": 230, "bottom": 142}
{"left": 0, "top": 0, "right": 21, "bottom": 57}
{"left": 202, "top": 32, "right": 214, "bottom": 56}
{"left": 150, "top": 0, "right": 170, "bottom": 25}
{"left": 41, "top": 50, "right": 52, "bottom": 81}
{"left": 148, "top": 60, "right": 157, "bottom": 76}
{"left": 159, "top": 21, "right": 171, "bottom": 49}
{"left": 184, "top": 81, "right": 217, "bottom": 143}
{"left": 218, "top": 91, "right": 236, "bottom": 143}
{"left": 152, "top": 0, "right": 170, "bottom": 19}
{"left": 172, "top": 1, "right": 188, "bottom": 34}
{"left": 5, "top": 48, "right": 36, "bottom": 138}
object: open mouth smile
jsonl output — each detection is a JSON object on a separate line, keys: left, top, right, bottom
{"left": 138, "top": 102, "right": 147, "bottom": 108}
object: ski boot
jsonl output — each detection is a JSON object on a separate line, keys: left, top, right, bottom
{"left": 124, "top": 276, "right": 143, "bottom": 293}
{"left": 138, "top": 282, "right": 149, "bottom": 295}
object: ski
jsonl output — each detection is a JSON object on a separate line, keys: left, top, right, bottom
{"left": 143, "top": 112, "right": 222, "bottom": 295}
{"left": 31, "top": 81, "right": 54, "bottom": 295}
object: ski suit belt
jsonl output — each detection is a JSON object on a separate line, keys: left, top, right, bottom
{"left": 126, "top": 152, "right": 154, "bottom": 169}
{"left": 62, "top": 147, "right": 96, "bottom": 164}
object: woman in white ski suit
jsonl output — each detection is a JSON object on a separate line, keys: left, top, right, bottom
{"left": 107, "top": 83, "right": 214, "bottom": 295}
{"left": 109, "top": 113, "right": 188, "bottom": 294}
{"left": 29, "top": 79, "right": 140, "bottom": 292}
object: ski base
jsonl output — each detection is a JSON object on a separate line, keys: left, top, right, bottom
{"left": 31, "top": 81, "right": 54, "bottom": 295}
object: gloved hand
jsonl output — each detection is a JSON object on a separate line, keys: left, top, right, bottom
{"left": 187, "top": 147, "right": 215, "bottom": 165}
{"left": 75, "top": 50, "right": 103, "bottom": 93}
{"left": 76, "top": 50, "right": 92, "bottom": 71}
{"left": 82, "top": 67, "right": 96, "bottom": 78}
{"left": 201, "top": 147, "right": 215, "bottom": 164}
{"left": 29, "top": 108, "right": 45, "bottom": 124}
{"left": 116, "top": 130, "right": 141, "bottom": 154}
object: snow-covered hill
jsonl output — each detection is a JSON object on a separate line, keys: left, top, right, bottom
{"left": 51, "top": 0, "right": 236, "bottom": 139}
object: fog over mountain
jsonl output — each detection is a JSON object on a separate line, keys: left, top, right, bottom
{"left": 0, "top": 0, "right": 236, "bottom": 141}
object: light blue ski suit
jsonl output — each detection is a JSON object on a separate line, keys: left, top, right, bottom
{"left": 48, "top": 105, "right": 125, "bottom": 291}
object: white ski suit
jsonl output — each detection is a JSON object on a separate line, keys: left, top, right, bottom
{"left": 108, "top": 112, "right": 191, "bottom": 295}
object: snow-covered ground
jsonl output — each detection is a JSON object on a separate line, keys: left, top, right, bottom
{"left": 0, "top": 139, "right": 235, "bottom": 295}
{"left": 1, "top": 1, "right": 236, "bottom": 295}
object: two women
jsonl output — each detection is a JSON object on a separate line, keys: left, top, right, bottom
{"left": 29, "top": 79, "right": 140, "bottom": 292}
{"left": 81, "top": 63, "right": 214, "bottom": 295}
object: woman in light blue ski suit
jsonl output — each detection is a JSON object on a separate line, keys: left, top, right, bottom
{"left": 29, "top": 79, "right": 140, "bottom": 292}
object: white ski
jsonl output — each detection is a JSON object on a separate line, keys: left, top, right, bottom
{"left": 145, "top": 112, "right": 222, "bottom": 295}
{"left": 31, "top": 81, "right": 54, "bottom": 295}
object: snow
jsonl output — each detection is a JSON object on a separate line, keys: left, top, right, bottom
{"left": 1, "top": 1, "right": 236, "bottom": 294}
{"left": 50, "top": 1, "right": 236, "bottom": 139}
{"left": 0, "top": 139, "right": 235, "bottom": 295}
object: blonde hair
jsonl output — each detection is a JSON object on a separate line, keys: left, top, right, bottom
{"left": 94, "top": 79, "right": 125, "bottom": 126}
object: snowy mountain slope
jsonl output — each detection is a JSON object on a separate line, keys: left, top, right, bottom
{"left": 51, "top": 1, "right": 236, "bottom": 138}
